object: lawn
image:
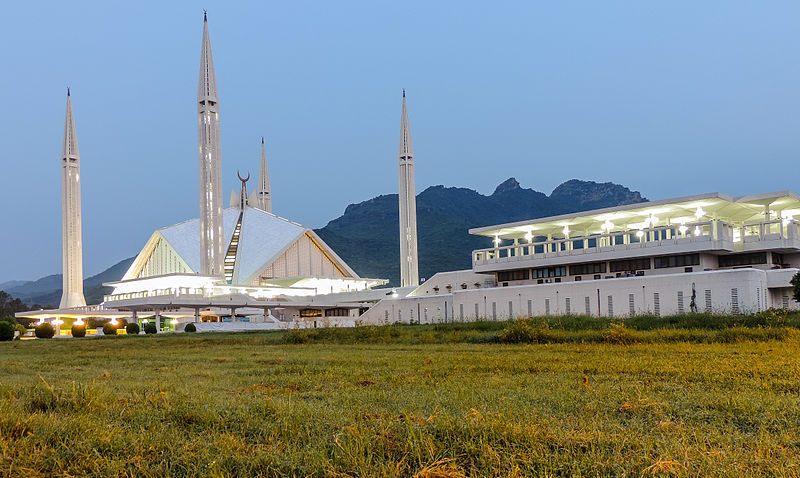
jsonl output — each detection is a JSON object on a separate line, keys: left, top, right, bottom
{"left": 1, "top": 320, "right": 800, "bottom": 476}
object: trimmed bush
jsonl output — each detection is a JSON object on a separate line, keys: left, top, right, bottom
{"left": 102, "top": 322, "right": 119, "bottom": 336}
{"left": 15, "top": 324, "right": 28, "bottom": 337}
{"left": 35, "top": 323, "right": 55, "bottom": 339}
{"left": 0, "top": 321, "right": 15, "bottom": 341}
{"left": 126, "top": 323, "right": 140, "bottom": 335}
{"left": 144, "top": 323, "right": 157, "bottom": 335}
{"left": 71, "top": 324, "right": 86, "bottom": 338}
{"left": 184, "top": 323, "right": 197, "bottom": 333}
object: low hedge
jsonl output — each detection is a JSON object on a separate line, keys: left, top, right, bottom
{"left": 126, "top": 323, "right": 140, "bottom": 335}
{"left": 35, "top": 323, "right": 55, "bottom": 339}
{"left": 0, "top": 321, "right": 15, "bottom": 341}
{"left": 144, "top": 323, "right": 157, "bottom": 335}
{"left": 71, "top": 324, "right": 86, "bottom": 338}
{"left": 184, "top": 323, "right": 197, "bottom": 333}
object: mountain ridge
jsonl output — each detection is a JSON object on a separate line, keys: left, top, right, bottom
{"left": 3, "top": 178, "right": 646, "bottom": 303}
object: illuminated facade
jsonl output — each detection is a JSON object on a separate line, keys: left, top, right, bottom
{"left": 60, "top": 90, "right": 86, "bottom": 309}
{"left": 362, "top": 191, "right": 800, "bottom": 323}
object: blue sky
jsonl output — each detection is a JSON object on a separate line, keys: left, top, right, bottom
{"left": 1, "top": 1, "right": 799, "bottom": 282}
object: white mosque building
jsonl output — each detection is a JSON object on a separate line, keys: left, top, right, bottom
{"left": 17, "top": 13, "right": 800, "bottom": 334}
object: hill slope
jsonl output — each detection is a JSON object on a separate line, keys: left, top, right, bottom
{"left": 316, "top": 178, "right": 646, "bottom": 285}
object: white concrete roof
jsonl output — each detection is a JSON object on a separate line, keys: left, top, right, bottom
{"left": 159, "top": 208, "right": 240, "bottom": 272}
{"left": 470, "top": 191, "right": 800, "bottom": 239}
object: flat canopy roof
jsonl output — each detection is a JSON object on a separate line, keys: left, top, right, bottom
{"left": 469, "top": 191, "right": 800, "bottom": 239}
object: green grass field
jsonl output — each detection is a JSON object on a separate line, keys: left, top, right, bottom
{"left": 2, "top": 317, "right": 800, "bottom": 477}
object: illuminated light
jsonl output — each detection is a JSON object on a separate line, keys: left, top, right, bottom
{"left": 645, "top": 214, "right": 659, "bottom": 227}
{"left": 170, "top": 319, "right": 178, "bottom": 325}
{"left": 782, "top": 214, "right": 794, "bottom": 226}
{"left": 524, "top": 230, "right": 533, "bottom": 243}
{"left": 678, "top": 224, "right": 688, "bottom": 235}
{"left": 74, "top": 318, "right": 84, "bottom": 326}
{"left": 733, "top": 230, "right": 741, "bottom": 242}
{"left": 391, "top": 290, "right": 399, "bottom": 298}
{"left": 694, "top": 207, "right": 706, "bottom": 219}
{"left": 562, "top": 225, "right": 570, "bottom": 236}
{"left": 636, "top": 230, "right": 644, "bottom": 239}
{"left": 601, "top": 220, "right": 614, "bottom": 232}
{"left": 109, "top": 318, "right": 118, "bottom": 326}
{"left": 694, "top": 226, "right": 702, "bottom": 236}
{"left": 493, "top": 235, "right": 501, "bottom": 247}
{"left": 142, "top": 319, "right": 149, "bottom": 324}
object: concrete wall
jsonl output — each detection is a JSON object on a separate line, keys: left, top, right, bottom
{"left": 360, "top": 268, "right": 800, "bottom": 325}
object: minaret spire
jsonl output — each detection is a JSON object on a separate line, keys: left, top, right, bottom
{"left": 197, "top": 12, "right": 224, "bottom": 277}
{"left": 398, "top": 90, "right": 419, "bottom": 287}
{"left": 60, "top": 90, "right": 86, "bottom": 308}
{"left": 252, "top": 137, "right": 272, "bottom": 213}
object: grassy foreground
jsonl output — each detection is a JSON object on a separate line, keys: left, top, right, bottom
{"left": 2, "top": 318, "right": 800, "bottom": 476}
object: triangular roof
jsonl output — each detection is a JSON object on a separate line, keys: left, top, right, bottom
{"left": 123, "top": 207, "right": 358, "bottom": 284}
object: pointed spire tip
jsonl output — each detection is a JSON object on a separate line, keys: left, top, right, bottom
{"left": 261, "top": 136, "right": 264, "bottom": 144}
{"left": 203, "top": 10, "right": 207, "bottom": 22}
{"left": 67, "top": 87, "right": 70, "bottom": 97}
{"left": 402, "top": 88, "right": 405, "bottom": 98}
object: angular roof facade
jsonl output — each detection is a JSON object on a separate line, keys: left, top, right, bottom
{"left": 123, "top": 207, "right": 358, "bottom": 284}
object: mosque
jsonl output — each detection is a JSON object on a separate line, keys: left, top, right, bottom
{"left": 17, "top": 14, "right": 800, "bottom": 333}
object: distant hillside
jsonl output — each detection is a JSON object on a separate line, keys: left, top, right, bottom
{"left": 4, "top": 257, "right": 135, "bottom": 307}
{"left": 316, "top": 178, "right": 646, "bottom": 285}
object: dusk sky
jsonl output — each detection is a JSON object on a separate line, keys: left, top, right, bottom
{"left": 2, "top": 1, "right": 799, "bottom": 283}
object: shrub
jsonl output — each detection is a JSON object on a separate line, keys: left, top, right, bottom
{"left": 35, "top": 323, "right": 55, "bottom": 339}
{"left": 126, "top": 323, "right": 140, "bottom": 335}
{"left": 15, "top": 324, "right": 28, "bottom": 337}
{"left": 497, "top": 320, "right": 554, "bottom": 344}
{"left": 102, "top": 322, "right": 119, "bottom": 336}
{"left": 0, "top": 321, "right": 15, "bottom": 341}
{"left": 71, "top": 324, "right": 86, "bottom": 338}
{"left": 792, "top": 271, "right": 800, "bottom": 303}
{"left": 144, "top": 323, "right": 157, "bottom": 335}
{"left": 184, "top": 323, "right": 197, "bottom": 333}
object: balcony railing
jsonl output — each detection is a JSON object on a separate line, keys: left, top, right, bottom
{"left": 472, "top": 219, "right": 800, "bottom": 267}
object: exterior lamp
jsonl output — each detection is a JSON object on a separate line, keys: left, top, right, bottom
{"left": 142, "top": 319, "right": 149, "bottom": 324}
{"left": 645, "top": 214, "right": 659, "bottom": 227}
{"left": 109, "top": 318, "right": 118, "bottom": 326}
{"left": 74, "top": 318, "right": 84, "bottom": 326}
{"left": 52, "top": 318, "right": 63, "bottom": 326}
{"left": 694, "top": 207, "right": 706, "bottom": 219}
{"left": 524, "top": 230, "right": 533, "bottom": 243}
{"left": 694, "top": 226, "right": 702, "bottom": 236}
{"left": 36, "top": 318, "right": 45, "bottom": 326}
{"left": 391, "top": 290, "right": 399, "bottom": 298}
{"left": 636, "top": 229, "right": 644, "bottom": 239}
{"left": 562, "top": 225, "right": 570, "bottom": 237}
{"left": 170, "top": 319, "right": 178, "bottom": 325}
{"left": 493, "top": 235, "right": 501, "bottom": 247}
{"left": 678, "top": 224, "right": 688, "bottom": 235}
{"left": 782, "top": 214, "right": 793, "bottom": 226}
{"left": 601, "top": 220, "right": 614, "bottom": 232}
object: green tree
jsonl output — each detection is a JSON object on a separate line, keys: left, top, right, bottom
{"left": 791, "top": 272, "right": 800, "bottom": 303}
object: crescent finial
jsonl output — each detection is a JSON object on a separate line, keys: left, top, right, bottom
{"left": 237, "top": 170, "right": 250, "bottom": 183}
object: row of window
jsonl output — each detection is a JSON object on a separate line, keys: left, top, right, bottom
{"left": 718, "top": 252, "right": 767, "bottom": 268}
{"left": 654, "top": 253, "right": 700, "bottom": 269}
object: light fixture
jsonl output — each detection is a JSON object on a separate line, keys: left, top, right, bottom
{"left": 142, "top": 319, "right": 149, "bottom": 324}
{"left": 109, "top": 318, "right": 118, "bottom": 326}
{"left": 678, "top": 224, "right": 688, "bottom": 235}
{"left": 694, "top": 226, "right": 702, "bottom": 236}
{"left": 782, "top": 214, "right": 794, "bottom": 226}
{"left": 636, "top": 230, "right": 644, "bottom": 239}
{"left": 170, "top": 319, "right": 178, "bottom": 325}
{"left": 52, "top": 319, "right": 63, "bottom": 326}
{"left": 645, "top": 214, "right": 659, "bottom": 227}
{"left": 493, "top": 235, "right": 501, "bottom": 247}
{"left": 524, "top": 230, "right": 533, "bottom": 243}
{"left": 601, "top": 220, "right": 614, "bottom": 232}
{"left": 391, "top": 290, "right": 399, "bottom": 298}
{"left": 694, "top": 207, "right": 706, "bottom": 219}
{"left": 74, "top": 318, "right": 84, "bottom": 326}
{"left": 562, "top": 225, "right": 570, "bottom": 236}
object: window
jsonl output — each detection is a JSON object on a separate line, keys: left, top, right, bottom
{"left": 300, "top": 309, "right": 322, "bottom": 318}
{"left": 325, "top": 308, "right": 350, "bottom": 317}
{"left": 497, "top": 269, "right": 529, "bottom": 282}
{"left": 718, "top": 252, "right": 767, "bottom": 268}
{"left": 654, "top": 254, "right": 700, "bottom": 269}
{"left": 609, "top": 258, "right": 651, "bottom": 273}
{"left": 532, "top": 266, "right": 567, "bottom": 278}
{"left": 570, "top": 262, "right": 606, "bottom": 276}
{"left": 772, "top": 252, "right": 786, "bottom": 266}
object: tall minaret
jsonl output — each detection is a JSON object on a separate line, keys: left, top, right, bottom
{"left": 197, "top": 12, "right": 224, "bottom": 277}
{"left": 60, "top": 89, "right": 86, "bottom": 309}
{"left": 398, "top": 90, "right": 419, "bottom": 287}
{"left": 252, "top": 137, "right": 272, "bottom": 212}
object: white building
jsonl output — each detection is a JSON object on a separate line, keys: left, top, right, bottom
{"left": 361, "top": 191, "right": 800, "bottom": 324}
